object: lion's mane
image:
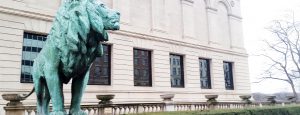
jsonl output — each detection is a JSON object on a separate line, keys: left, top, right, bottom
{"left": 47, "top": 0, "right": 109, "bottom": 78}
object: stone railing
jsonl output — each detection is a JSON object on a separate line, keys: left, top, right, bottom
{"left": 2, "top": 93, "right": 297, "bottom": 115}
{"left": 4, "top": 102, "right": 255, "bottom": 115}
{"left": 5, "top": 103, "right": 165, "bottom": 115}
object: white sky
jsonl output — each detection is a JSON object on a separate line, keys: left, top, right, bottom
{"left": 240, "top": 0, "right": 300, "bottom": 93}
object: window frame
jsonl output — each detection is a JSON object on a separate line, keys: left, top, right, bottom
{"left": 133, "top": 48, "right": 152, "bottom": 87}
{"left": 20, "top": 32, "right": 47, "bottom": 83}
{"left": 170, "top": 54, "right": 185, "bottom": 88}
{"left": 88, "top": 44, "right": 112, "bottom": 85}
{"left": 199, "top": 58, "right": 212, "bottom": 89}
{"left": 223, "top": 61, "right": 234, "bottom": 90}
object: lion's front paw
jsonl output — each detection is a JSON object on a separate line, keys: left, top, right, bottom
{"left": 50, "top": 111, "right": 67, "bottom": 115}
{"left": 69, "top": 110, "right": 87, "bottom": 115}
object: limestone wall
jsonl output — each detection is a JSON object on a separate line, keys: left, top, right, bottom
{"left": 0, "top": 0, "right": 250, "bottom": 114}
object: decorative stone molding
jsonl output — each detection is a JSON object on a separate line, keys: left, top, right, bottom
{"left": 110, "top": 30, "right": 248, "bottom": 57}
{"left": 0, "top": 5, "right": 54, "bottom": 21}
{"left": 206, "top": 6, "right": 218, "bottom": 12}
{"left": 228, "top": 13, "right": 243, "bottom": 19}
{"left": 181, "top": 0, "right": 194, "bottom": 4}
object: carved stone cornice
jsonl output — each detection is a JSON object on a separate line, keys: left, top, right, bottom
{"left": 110, "top": 30, "right": 248, "bottom": 57}
{"left": 0, "top": 5, "right": 54, "bottom": 21}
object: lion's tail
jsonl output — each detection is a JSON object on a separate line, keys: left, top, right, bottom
{"left": 20, "top": 87, "right": 35, "bottom": 99}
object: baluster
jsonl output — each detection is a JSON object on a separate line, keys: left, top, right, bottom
{"left": 118, "top": 107, "right": 123, "bottom": 115}
{"left": 86, "top": 107, "right": 91, "bottom": 115}
{"left": 149, "top": 105, "right": 154, "bottom": 112}
{"left": 133, "top": 106, "right": 137, "bottom": 114}
{"left": 112, "top": 107, "right": 117, "bottom": 115}
{"left": 180, "top": 105, "right": 182, "bottom": 111}
{"left": 93, "top": 108, "right": 97, "bottom": 115}
{"left": 123, "top": 106, "right": 127, "bottom": 114}
{"left": 27, "top": 109, "right": 33, "bottom": 115}
{"left": 147, "top": 106, "right": 150, "bottom": 112}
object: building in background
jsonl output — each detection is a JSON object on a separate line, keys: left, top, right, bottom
{"left": 0, "top": 0, "right": 249, "bottom": 113}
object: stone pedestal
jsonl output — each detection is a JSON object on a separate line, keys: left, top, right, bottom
{"left": 286, "top": 96, "right": 295, "bottom": 103}
{"left": 205, "top": 95, "right": 218, "bottom": 109}
{"left": 96, "top": 94, "right": 115, "bottom": 104}
{"left": 266, "top": 95, "right": 276, "bottom": 104}
{"left": 239, "top": 95, "right": 252, "bottom": 104}
{"left": 160, "top": 94, "right": 175, "bottom": 112}
{"left": 2, "top": 93, "right": 27, "bottom": 115}
{"left": 205, "top": 95, "right": 218, "bottom": 105}
{"left": 4, "top": 106, "right": 26, "bottom": 115}
{"left": 266, "top": 95, "right": 276, "bottom": 105}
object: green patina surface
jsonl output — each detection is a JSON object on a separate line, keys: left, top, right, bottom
{"left": 31, "top": 0, "right": 120, "bottom": 114}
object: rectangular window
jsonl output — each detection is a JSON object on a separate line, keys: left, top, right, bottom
{"left": 223, "top": 61, "right": 234, "bottom": 90}
{"left": 170, "top": 54, "right": 184, "bottom": 87}
{"left": 199, "top": 58, "right": 211, "bottom": 89}
{"left": 21, "top": 32, "right": 47, "bottom": 83}
{"left": 134, "top": 49, "right": 152, "bottom": 86}
{"left": 88, "top": 44, "right": 111, "bottom": 85}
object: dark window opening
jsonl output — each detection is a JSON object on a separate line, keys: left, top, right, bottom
{"left": 199, "top": 58, "right": 211, "bottom": 89}
{"left": 170, "top": 54, "right": 184, "bottom": 87}
{"left": 88, "top": 44, "right": 111, "bottom": 85}
{"left": 224, "top": 62, "right": 234, "bottom": 90}
{"left": 134, "top": 49, "right": 152, "bottom": 86}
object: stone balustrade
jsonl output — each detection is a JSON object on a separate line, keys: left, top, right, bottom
{"left": 2, "top": 93, "right": 297, "bottom": 115}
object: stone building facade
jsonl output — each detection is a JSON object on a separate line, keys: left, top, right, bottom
{"left": 0, "top": 0, "right": 249, "bottom": 113}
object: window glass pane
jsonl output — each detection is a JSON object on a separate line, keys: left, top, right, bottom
{"left": 20, "top": 32, "right": 47, "bottom": 83}
{"left": 224, "top": 62, "right": 234, "bottom": 90}
{"left": 170, "top": 54, "right": 184, "bottom": 87}
{"left": 199, "top": 59, "right": 211, "bottom": 89}
{"left": 134, "top": 49, "right": 152, "bottom": 86}
{"left": 88, "top": 44, "right": 111, "bottom": 85}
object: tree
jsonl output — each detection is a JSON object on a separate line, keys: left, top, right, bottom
{"left": 259, "top": 13, "right": 300, "bottom": 102}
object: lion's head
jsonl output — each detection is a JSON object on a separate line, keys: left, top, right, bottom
{"left": 52, "top": 0, "right": 120, "bottom": 52}
{"left": 86, "top": 0, "right": 120, "bottom": 41}
{"left": 48, "top": 0, "right": 120, "bottom": 75}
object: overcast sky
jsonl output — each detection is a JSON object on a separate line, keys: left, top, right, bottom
{"left": 240, "top": 0, "right": 300, "bottom": 93}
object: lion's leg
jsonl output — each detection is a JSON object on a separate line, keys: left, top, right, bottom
{"left": 33, "top": 77, "right": 44, "bottom": 115}
{"left": 69, "top": 70, "right": 89, "bottom": 115}
{"left": 42, "top": 81, "right": 51, "bottom": 115}
{"left": 44, "top": 67, "right": 66, "bottom": 115}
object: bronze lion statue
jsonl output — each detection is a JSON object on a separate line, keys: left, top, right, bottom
{"left": 30, "top": 0, "right": 120, "bottom": 114}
